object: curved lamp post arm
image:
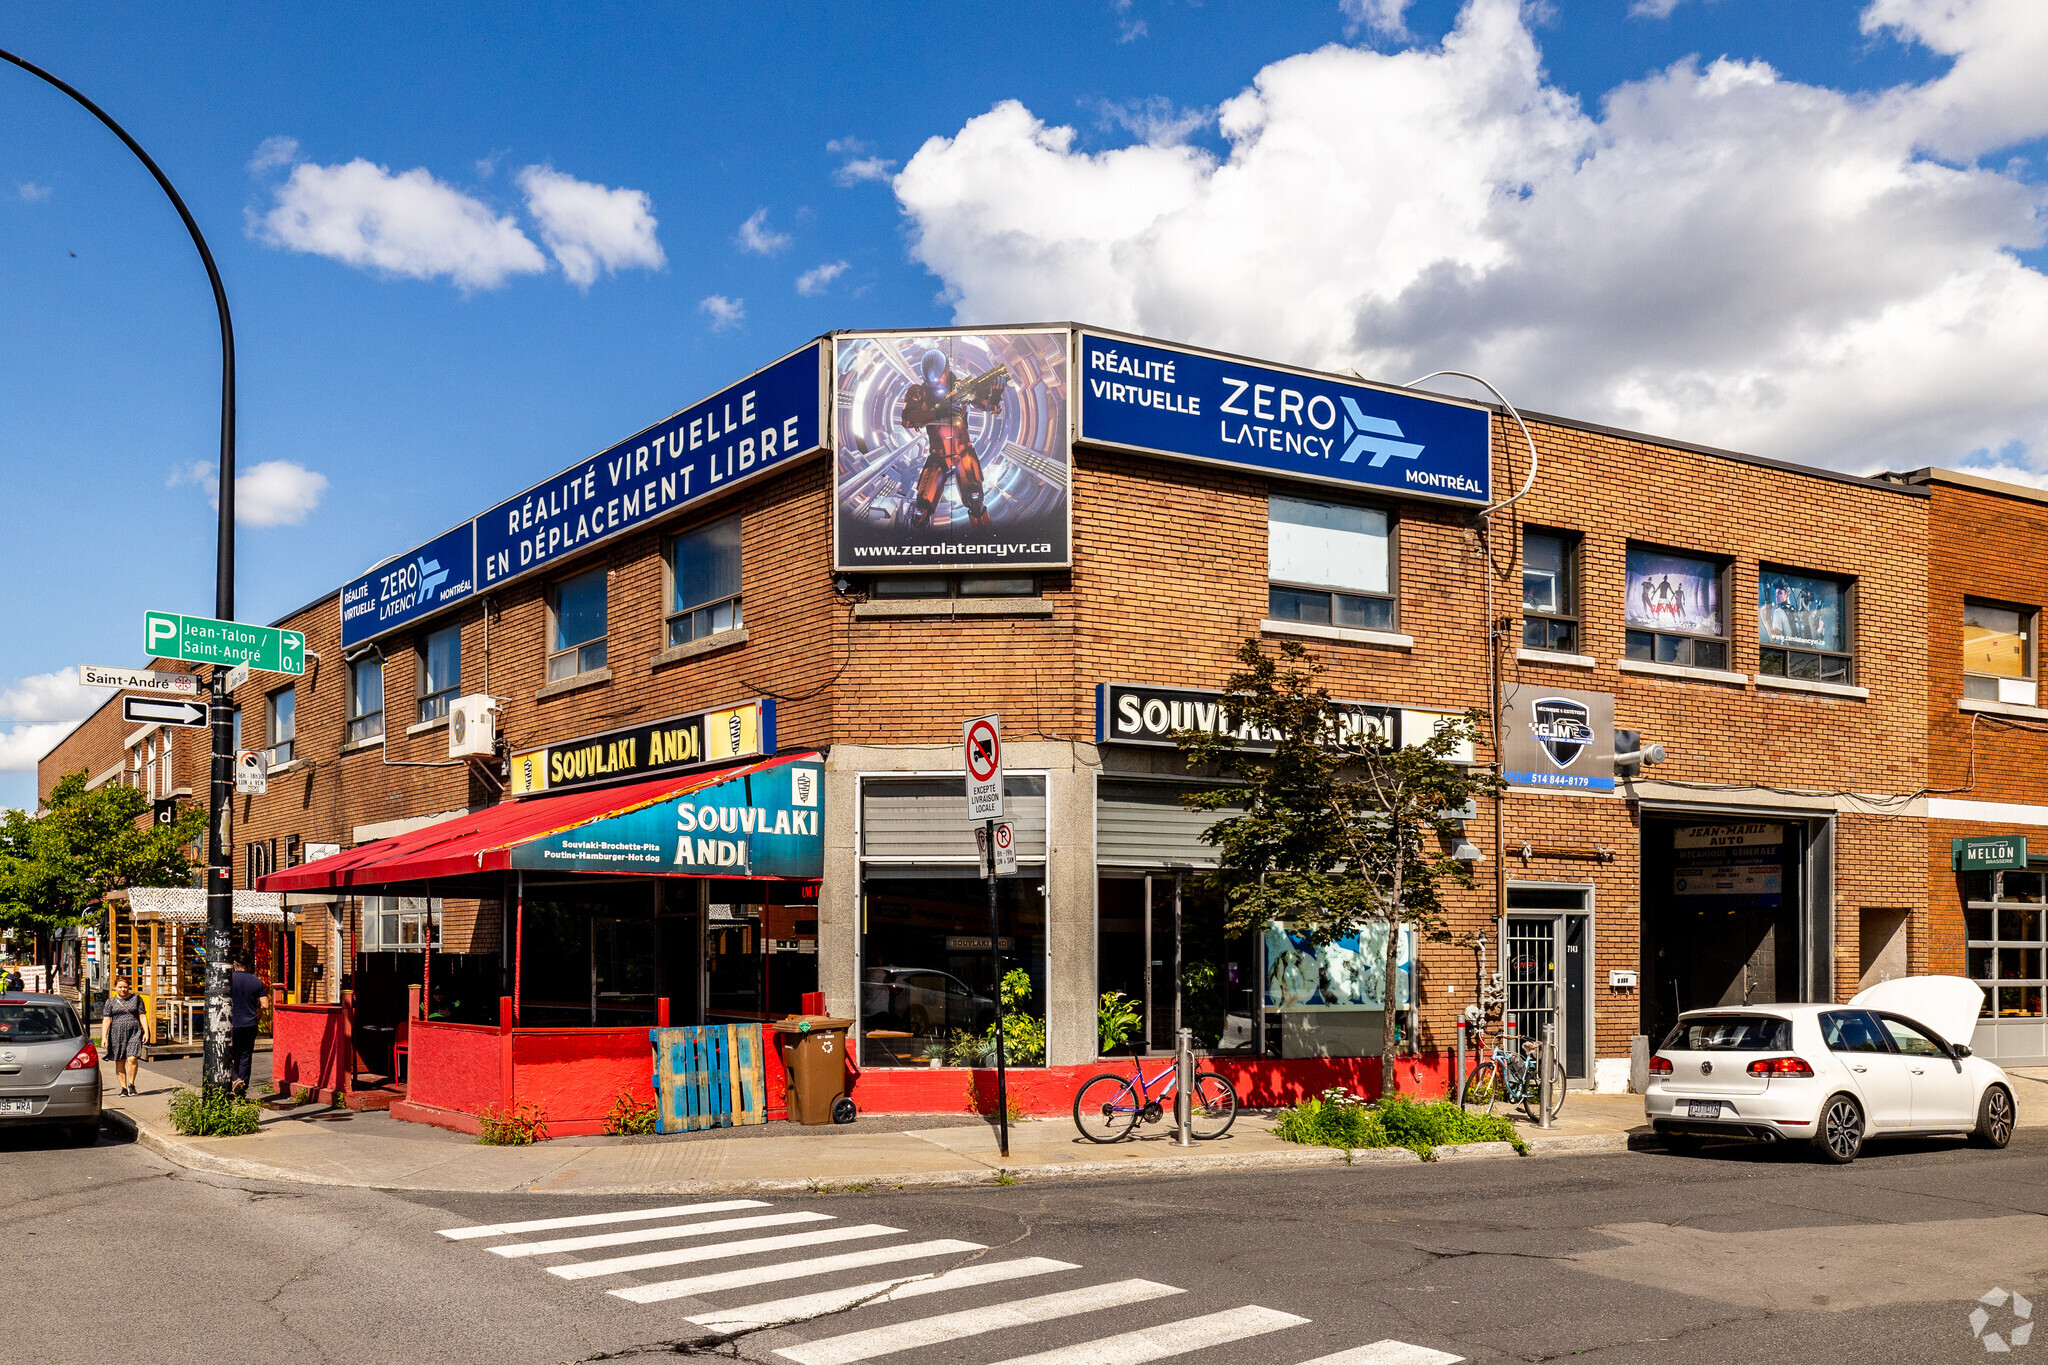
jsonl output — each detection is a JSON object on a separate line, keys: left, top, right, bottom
{"left": 0, "top": 46, "right": 235, "bottom": 615}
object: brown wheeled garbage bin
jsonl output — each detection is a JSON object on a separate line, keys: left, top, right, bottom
{"left": 773, "top": 1016, "right": 856, "bottom": 1125}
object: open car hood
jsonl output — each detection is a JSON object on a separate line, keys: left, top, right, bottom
{"left": 1849, "top": 975, "right": 1984, "bottom": 1049}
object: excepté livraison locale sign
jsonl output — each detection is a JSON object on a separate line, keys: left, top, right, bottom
{"left": 1954, "top": 835, "right": 2028, "bottom": 871}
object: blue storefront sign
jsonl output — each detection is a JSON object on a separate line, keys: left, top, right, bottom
{"left": 1075, "top": 330, "right": 1492, "bottom": 506}
{"left": 510, "top": 758, "right": 824, "bottom": 878}
{"left": 339, "top": 523, "right": 476, "bottom": 649}
{"left": 342, "top": 341, "right": 829, "bottom": 648}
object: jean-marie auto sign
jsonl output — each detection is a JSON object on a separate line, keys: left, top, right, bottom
{"left": 1076, "top": 330, "right": 1492, "bottom": 506}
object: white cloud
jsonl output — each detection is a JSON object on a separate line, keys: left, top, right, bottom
{"left": 247, "top": 136, "right": 299, "bottom": 175}
{"left": 252, "top": 158, "right": 546, "bottom": 291}
{"left": 893, "top": 0, "right": 2048, "bottom": 476}
{"left": 699, "top": 294, "right": 745, "bottom": 329}
{"left": 1629, "top": 0, "right": 1685, "bottom": 16}
{"left": 796, "top": 260, "right": 851, "bottom": 296}
{"left": 170, "top": 458, "right": 329, "bottom": 526}
{"left": 0, "top": 669, "right": 106, "bottom": 773}
{"left": 735, "top": 208, "right": 792, "bottom": 255}
{"left": 829, "top": 141, "right": 898, "bottom": 186}
{"left": 516, "top": 164, "right": 665, "bottom": 289}
{"left": 17, "top": 182, "right": 51, "bottom": 203}
{"left": 1111, "top": 0, "right": 1148, "bottom": 43}
{"left": 1094, "top": 96, "right": 1212, "bottom": 146}
{"left": 1341, "top": 0, "right": 1412, "bottom": 39}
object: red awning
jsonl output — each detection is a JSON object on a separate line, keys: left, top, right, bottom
{"left": 255, "top": 753, "right": 819, "bottom": 893}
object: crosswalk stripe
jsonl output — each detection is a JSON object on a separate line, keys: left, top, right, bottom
{"left": 987, "top": 1305, "right": 1312, "bottom": 1365}
{"left": 774, "top": 1279, "right": 1183, "bottom": 1365}
{"left": 688, "top": 1257, "right": 1081, "bottom": 1333}
{"left": 1291, "top": 1343, "right": 1463, "bottom": 1365}
{"left": 437, "top": 1200, "right": 771, "bottom": 1240}
{"left": 610, "top": 1239, "right": 989, "bottom": 1305}
{"left": 491, "top": 1211, "right": 832, "bottom": 1258}
{"left": 550, "top": 1224, "right": 904, "bottom": 1280}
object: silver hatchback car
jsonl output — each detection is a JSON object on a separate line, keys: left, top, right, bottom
{"left": 0, "top": 992, "right": 102, "bottom": 1143}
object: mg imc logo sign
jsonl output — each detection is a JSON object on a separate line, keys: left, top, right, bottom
{"left": 1530, "top": 697, "right": 1593, "bottom": 768}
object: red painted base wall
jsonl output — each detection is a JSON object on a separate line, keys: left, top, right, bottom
{"left": 270, "top": 1004, "right": 347, "bottom": 1096}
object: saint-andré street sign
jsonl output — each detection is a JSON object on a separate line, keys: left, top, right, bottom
{"left": 145, "top": 610, "right": 304, "bottom": 675}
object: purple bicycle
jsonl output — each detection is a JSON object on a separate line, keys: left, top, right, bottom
{"left": 1072, "top": 1054, "right": 1239, "bottom": 1143}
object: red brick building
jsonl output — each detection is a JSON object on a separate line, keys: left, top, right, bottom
{"left": 42, "top": 324, "right": 1984, "bottom": 1115}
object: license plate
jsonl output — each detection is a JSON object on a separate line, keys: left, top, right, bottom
{"left": 1686, "top": 1100, "right": 1722, "bottom": 1119}
{"left": 0, "top": 1098, "right": 33, "bottom": 1115}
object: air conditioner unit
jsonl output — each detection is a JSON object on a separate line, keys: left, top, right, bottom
{"left": 448, "top": 695, "right": 498, "bottom": 759}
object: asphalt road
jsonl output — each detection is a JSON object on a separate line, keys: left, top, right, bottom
{"left": 8, "top": 1120, "right": 2047, "bottom": 1364}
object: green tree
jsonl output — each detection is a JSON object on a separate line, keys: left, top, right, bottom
{"left": 0, "top": 770, "right": 208, "bottom": 956}
{"left": 1179, "top": 639, "right": 1501, "bottom": 1097}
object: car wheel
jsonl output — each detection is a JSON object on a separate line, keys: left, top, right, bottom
{"left": 1812, "top": 1093, "right": 1864, "bottom": 1164}
{"left": 1653, "top": 1124, "right": 1700, "bottom": 1155}
{"left": 1972, "top": 1085, "right": 2015, "bottom": 1149}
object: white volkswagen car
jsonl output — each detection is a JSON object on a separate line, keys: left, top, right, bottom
{"left": 1643, "top": 975, "right": 2017, "bottom": 1163}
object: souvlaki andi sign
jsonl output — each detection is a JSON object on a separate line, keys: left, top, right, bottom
{"left": 1075, "top": 330, "right": 1492, "bottom": 506}
{"left": 509, "top": 757, "right": 823, "bottom": 878}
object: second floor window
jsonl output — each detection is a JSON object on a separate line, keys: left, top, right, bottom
{"left": 1624, "top": 546, "right": 1727, "bottom": 670}
{"left": 668, "top": 515, "right": 742, "bottom": 647}
{"left": 869, "top": 574, "right": 1036, "bottom": 599}
{"left": 348, "top": 658, "right": 385, "bottom": 743}
{"left": 1964, "top": 598, "right": 2036, "bottom": 706}
{"left": 1267, "top": 494, "right": 1394, "bottom": 631}
{"left": 1521, "top": 530, "right": 1579, "bottom": 652}
{"left": 418, "top": 623, "right": 462, "bottom": 722}
{"left": 1758, "top": 567, "right": 1853, "bottom": 683}
{"left": 267, "top": 687, "right": 296, "bottom": 765}
{"left": 549, "top": 566, "right": 608, "bottom": 682}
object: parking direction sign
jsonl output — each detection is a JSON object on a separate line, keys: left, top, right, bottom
{"left": 144, "top": 610, "right": 305, "bottom": 675}
{"left": 964, "top": 713, "right": 1003, "bottom": 821}
{"left": 236, "top": 749, "right": 269, "bottom": 796}
{"left": 123, "top": 696, "right": 208, "bottom": 728}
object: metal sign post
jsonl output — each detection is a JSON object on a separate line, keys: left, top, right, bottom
{"left": 1540, "top": 1023, "right": 1556, "bottom": 1131}
{"left": 965, "top": 713, "right": 1009, "bottom": 1158}
{"left": 1174, "top": 1027, "right": 1194, "bottom": 1147}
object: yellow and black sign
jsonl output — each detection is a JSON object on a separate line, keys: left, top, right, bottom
{"left": 509, "top": 699, "right": 773, "bottom": 796}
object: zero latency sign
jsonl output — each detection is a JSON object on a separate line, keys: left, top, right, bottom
{"left": 145, "top": 611, "right": 305, "bottom": 675}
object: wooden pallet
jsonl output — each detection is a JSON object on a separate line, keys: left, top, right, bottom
{"left": 650, "top": 1024, "right": 765, "bottom": 1133}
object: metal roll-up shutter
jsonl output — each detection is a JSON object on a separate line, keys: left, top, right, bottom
{"left": 1096, "top": 780, "right": 1239, "bottom": 868}
{"left": 861, "top": 776, "right": 1048, "bottom": 862}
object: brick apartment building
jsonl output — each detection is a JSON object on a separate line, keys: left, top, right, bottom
{"left": 44, "top": 323, "right": 2023, "bottom": 1114}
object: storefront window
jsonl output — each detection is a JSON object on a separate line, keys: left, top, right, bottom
{"left": 1964, "top": 599, "right": 2036, "bottom": 705}
{"left": 418, "top": 624, "right": 462, "bottom": 722}
{"left": 548, "top": 567, "right": 609, "bottom": 682}
{"left": 668, "top": 515, "right": 743, "bottom": 647}
{"left": 1758, "top": 568, "right": 1853, "bottom": 683}
{"left": 858, "top": 774, "right": 1048, "bottom": 1067}
{"left": 1268, "top": 494, "right": 1394, "bottom": 630}
{"left": 1966, "top": 870, "right": 2048, "bottom": 1019}
{"left": 705, "top": 880, "right": 817, "bottom": 1022}
{"left": 1624, "top": 546, "right": 1727, "bottom": 669}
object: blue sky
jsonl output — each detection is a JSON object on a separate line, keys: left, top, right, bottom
{"left": 4, "top": 0, "right": 2046, "bottom": 807}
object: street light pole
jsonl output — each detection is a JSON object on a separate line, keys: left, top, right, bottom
{"left": 1, "top": 48, "right": 238, "bottom": 1093}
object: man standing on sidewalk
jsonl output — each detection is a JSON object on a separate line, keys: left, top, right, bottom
{"left": 228, "top": 957, "right": 269, "bottom": 1096}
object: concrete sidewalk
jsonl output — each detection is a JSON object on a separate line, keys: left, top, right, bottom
{"left": 98, "top": 1063, "right": 1644, "bottom": 1195}
{"left": 105, "top": 1064, "right": 2046, "bottom": 1196}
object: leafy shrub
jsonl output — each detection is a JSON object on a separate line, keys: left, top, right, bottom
{"left": 1270, "top": 1088, "right": 1525, "bottom": 1157}
{"left": 1273, "top": 1087, "right": 1385, "bottom": 1149}
{"left": 947, "top": 970, "right": 1048, "bottom": 1067}
{"left": 477, "top": 1101, "right": 550, "bottom": 1146}
{"left": 1373, "top": 1094, "right": 1523, "bottom": 1157}
{"left": 167, "top": 1086, "right": 261, "bottom": 1137}
{"left": 1098, "top": 990, "right": 1142, "bottom": 1055}
{"left": 603, "top": 1090, "right": 657, "bottom": 1136}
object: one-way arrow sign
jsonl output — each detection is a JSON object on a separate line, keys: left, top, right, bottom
{"left": 123, "top": 696, "right": 208, "bottom": 728}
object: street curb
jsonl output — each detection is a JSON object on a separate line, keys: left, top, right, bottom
{"left": 104, "top": 1104, "right": 1638, "bottom": 1195}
